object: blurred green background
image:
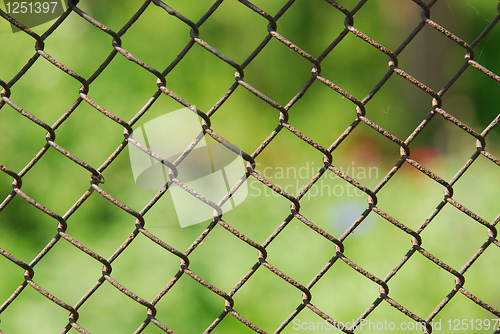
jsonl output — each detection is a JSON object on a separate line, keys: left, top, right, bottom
{"left": 1, "top": 0, "right": 499, "bottom": 333}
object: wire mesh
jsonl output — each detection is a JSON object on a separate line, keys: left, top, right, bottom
{"left": 1, "top": 0, "right": 500, "bottom": 333}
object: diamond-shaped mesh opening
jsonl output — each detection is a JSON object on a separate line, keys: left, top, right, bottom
{"left": 64, "top": 191, "right": 140, "bottom": 255}
{"left": 195, "top": 0, "right": 271, "bottom": 65}
{"left": 252, "top": 126, "right": 330, "bottom": 192}
{"left": 352, "top": 0, "right": 424, "bottom": 51}
{"left": 0, "top": 107, "right": 49, "bottom": 171}
{"left": 0, "top": 193, "right": 61, "bottom": 256}
{"left": 275, "top": 0, "right": 347, "bottom": 58}
{"left": 229, "top": 264, "right": 306, "bottom": 332}
{"left": 460, "top": 244, "right": 500, "bottom": 311}
{"left": 432, "top": 291, "right": 500, "bottom": 331}
{"left": 364, "top": 74, "right": 436, "bottom": 141}
{"left": 397, "top": 19, "right": 470, "bottom": 91}
{"left": 287, "top": 80, "right": 357, "bottom": 148}
{"left": 162, "top": 43, "right": 240, "bottom": 110}
{"left": 28, "top": 238, "right": 104, "bottom": 305}
{"left": 386, "top": 251, "right": 460, "bottom": 317}
{"left": 264, "top": 216, "right": 336, "bottom": 284}
{"left": 310, "top": 258, "right": 382, "bottom": 325}
{"left": 185, "top": 223, "right": 259, "bottom": 292}
{"left": 419, "top": 203, "right": 490, "bottom": 269}
{"left": 243, "top": 37, "right": 316, "bottom": 106}
{"left": 42, "top": 18, "right": 112, "bottom": 79}
{"left": 330, "top": 119, "right": 405, "bottom": 184}
{"left": 2, "top": 58, "right": 81, "bottom": 126}
{"left": 207, "top": 86, "right": 281, "bottom": 153}
{"left": 87, "top": 55, "right": 165, "bottom": 121}
{"left": 0, "top": 282, "right": 72, "bottom": 333}
{"left": 115, "top": 3, "right": 196, "bottom": 71}
{"left": 153, "top": 273, "right": 230, "bottom": 333}
{"left": 451, "top": 155, "right": 500, "bottom": 222}
{"left": 374, "top": 161, "right": 447, "bottom": 231}
{"left": 222, "top": 178, "right": 292, "bottom": 242}
{"left": 320, "top": 32, "right": 391, "bottom": 99}
{"left": 76, "top": 279, "right": 153, "bottom": 333}
{"left": 340, "top": 213, "right": 414, "bottom": 279}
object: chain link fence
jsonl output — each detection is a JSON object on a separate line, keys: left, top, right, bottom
{"left": 1, "top": 0, "right": 500, "bottom": 333}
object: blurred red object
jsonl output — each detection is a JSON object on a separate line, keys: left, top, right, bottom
{"left": 409, "top": 145, "right": 444, "bottom": 168}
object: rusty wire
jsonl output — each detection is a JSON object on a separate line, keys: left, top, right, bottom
{"left": 1, "top": 0, "right": 500, "bottom": 333}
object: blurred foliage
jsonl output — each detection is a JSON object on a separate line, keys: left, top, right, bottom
{"left": 1, "top": 0, "right": 499, "bottom": 333}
